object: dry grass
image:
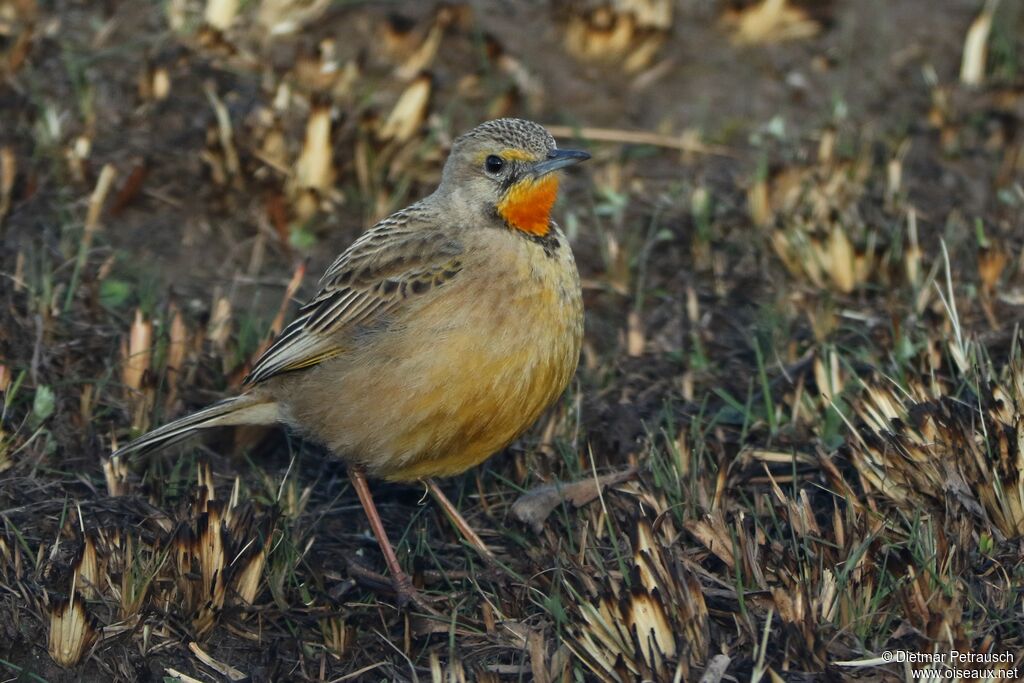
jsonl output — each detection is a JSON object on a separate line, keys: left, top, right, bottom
{"left": 2, "top": 0, "right": 1024, "bottom": 681}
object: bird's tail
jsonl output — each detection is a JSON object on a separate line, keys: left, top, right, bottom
{"left": 111, "top": 394, "right": 279, "bottom": 459}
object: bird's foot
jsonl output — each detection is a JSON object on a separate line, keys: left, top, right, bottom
{"left": 347, "top": 559, "right": 443, "bottom": 615}
{"left": 390, "top": 572, "right": 444, "bottom": 615}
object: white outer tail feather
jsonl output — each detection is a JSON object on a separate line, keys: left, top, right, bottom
{"left": 111, "top": 395, "right": 279, "bottom": 459}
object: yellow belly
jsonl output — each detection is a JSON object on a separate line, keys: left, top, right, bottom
{"left": 379, "top": 341, "right": 576, "bottom": 481}
{"left": 275, "top": 234, "right": 583, "bottom": 482}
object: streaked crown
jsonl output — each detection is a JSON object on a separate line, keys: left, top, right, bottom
{"left": 452, "top": 118, "right": 556, "bottom": 159}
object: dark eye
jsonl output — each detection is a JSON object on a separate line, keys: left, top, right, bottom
{"left": 484, "top": 155, "right": 504, "bottom": 174}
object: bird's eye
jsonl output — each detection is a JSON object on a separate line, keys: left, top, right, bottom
{"left": 484, "top": 155, "right": 504, "bottom": 174}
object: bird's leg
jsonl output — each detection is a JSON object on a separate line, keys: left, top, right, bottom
{"left": 425, "top": 478, "right": 499, "bottom": 568}
{"left": 349, "top": 466, "right": 428, "bottom": 609}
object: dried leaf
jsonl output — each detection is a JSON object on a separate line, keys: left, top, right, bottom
{"left": 48, "top": 594, "right": 97, "bottom": 667}
{"left": 512, "top": 467, "right": 637, "bottom": 532}
{"left": 204, "top": 0, "right": 238, "bottom": 31}
{"left": 378, "top": 74, "right": 432, "bottom": 143}
{"left": 960, "top": 0, "right": 999, "bottom": 86}
{"left": 294, "top": 105, "right": 334, "bottom": 192}
{"left": 728, "top": 0, "right": 820, "bottom": 45}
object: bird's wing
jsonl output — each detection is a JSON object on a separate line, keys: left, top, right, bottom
{"left": 244, "top": 206, "right": 464, "bottom": 385}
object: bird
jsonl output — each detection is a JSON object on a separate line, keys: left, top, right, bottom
{"left": 111, "top": 118, "right": 590, "bottom": 608}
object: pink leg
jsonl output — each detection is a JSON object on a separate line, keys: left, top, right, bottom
{"left": 349, "top": 466, "right": 427, "bottom": 608}
{"left": 425, "top": 479, "right": 498, "bottom": 566}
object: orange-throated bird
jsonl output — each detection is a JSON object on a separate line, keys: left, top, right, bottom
{"left": 112, "top": 118, "right": 589, "bottom": 607}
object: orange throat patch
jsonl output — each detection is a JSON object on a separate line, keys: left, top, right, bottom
{"left": 497, "top": 175, "right": 559, "bottom": 237}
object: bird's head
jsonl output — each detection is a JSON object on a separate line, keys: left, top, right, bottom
{"left": 440, "top": 118, "right": 590, "bottom": 237}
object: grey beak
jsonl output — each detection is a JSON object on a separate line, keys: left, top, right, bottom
{"left": 532, "top": 148, "right": 591, "bottom": 176}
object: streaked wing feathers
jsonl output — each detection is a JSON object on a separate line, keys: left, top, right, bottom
{"left": 244, "top": 207, "right": 464, "bottom": 385}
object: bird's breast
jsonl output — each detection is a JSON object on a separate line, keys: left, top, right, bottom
{"left": 281, "top": 229, "right": 583, "bottom": 482}
{"left": 375, "top": 236, "right": 582, "bottom": 480}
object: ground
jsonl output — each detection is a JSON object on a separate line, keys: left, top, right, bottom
{"left": 1, "top": 0, "right": 1024, "bottom": 681}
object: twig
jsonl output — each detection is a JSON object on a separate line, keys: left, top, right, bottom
{"left": 545, "top": 124, "right": 736, "bottom": 158}
{"left": 84, "top": 164, "right": 118, "bottom": 250}
{"left": 65, "top": 164, "right": 117, "bottom": 311}
{"left": 189, "top": 641, "right": 247, "bottom": 681}
{"left": 327, "top": 662, "right": 388, "bottom": 682}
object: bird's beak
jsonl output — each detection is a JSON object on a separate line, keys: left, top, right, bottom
{"left": 531, "top": 148, "right": 591, "bottom": 177}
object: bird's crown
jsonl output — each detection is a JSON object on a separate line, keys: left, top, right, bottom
{"left": 453, "top": 118, "right": 556, "bottom": 161}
